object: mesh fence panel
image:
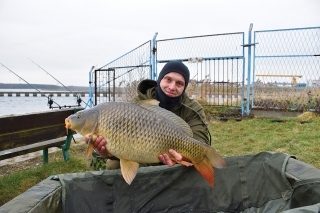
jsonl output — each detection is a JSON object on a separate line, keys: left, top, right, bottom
{"left": 253, "top": 27, "right": 320, "bottom": 112}
{"left": 156, "top": 33, "right": 244, "bottom": 60}
{"left": 92, "top": 27, "right": 319, "bottom": 112}
{"left": 94, "top": 41, "right": 151, "bottom": 105}
{"left": 156, "top": 33, "right": 245, "bottom": 107}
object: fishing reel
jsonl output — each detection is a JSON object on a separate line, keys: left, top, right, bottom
{"left": 47, "top": 94, "right": 82, "bottom": 109}
{"left": 47, "top": 95, "right": 63, "bottom": 109}
{"left": 76, "top": 95, "right": 82, "bottom": 107}
{"left": 47, "top": 95, "right": 55, "bottom": 109}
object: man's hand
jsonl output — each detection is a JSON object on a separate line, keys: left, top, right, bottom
{"left": 84, "top": 135, "right": 112, "bottom": 158}
{"left": 158, "top": 149, "right": 183, "bottom": 167}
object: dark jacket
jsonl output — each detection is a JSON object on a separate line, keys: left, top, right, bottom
{"left": 132, "top": 79, "right": 210, "bottom": 145}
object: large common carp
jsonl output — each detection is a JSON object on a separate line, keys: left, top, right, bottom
{"left": 65, "top": 100, "right": 226, "bottom": 187}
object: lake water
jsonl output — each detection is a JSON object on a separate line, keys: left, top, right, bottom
{"left": 0, "top": 94, "right": 91, "bottom": 117}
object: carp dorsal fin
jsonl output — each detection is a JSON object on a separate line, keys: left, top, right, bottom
{"left": 137, "top": 99, "right": 159, "bottom": 106}
{"left": 137, "top": 99, "right": 193, "bottom": 137}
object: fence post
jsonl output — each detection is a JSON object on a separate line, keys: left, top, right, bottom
{"left": 43, "top": 148, "right": 49, "bottom": 164}
{"left": 245, "top": 23, "right": 253, "bottom": 115}
{"left": 86, "top": 66, "right": 95, "bottom": 109}
{"left": 151, "top": 32, "right": 158, "bottom": 80}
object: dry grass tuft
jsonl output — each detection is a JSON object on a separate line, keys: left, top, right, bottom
{"left": 296, "top": 111, "right": 317, "bottom": 123}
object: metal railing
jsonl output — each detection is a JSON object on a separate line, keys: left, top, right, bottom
{"left": 88, "top": 41, "right": 152, "bottom": 105}
{"left": 155, "top": 32, "right": 245, "bottom": 108}
{"left": 87, "top": 25, "right": 320, "bottom": 115}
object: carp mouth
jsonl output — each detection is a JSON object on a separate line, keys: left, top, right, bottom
{"left": 65, "top": 118, "right": 72, "bottom": 133}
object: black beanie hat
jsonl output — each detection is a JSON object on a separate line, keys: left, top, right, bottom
{"left": 157, "top": 61, "right": 190, "bottom": 90}
{"left": 155, "top": 61, "right": 190, "bottom": 110}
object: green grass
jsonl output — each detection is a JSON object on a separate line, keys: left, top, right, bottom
{"left": 0, "top": 144, "right": 91, "bottom": 206}
{"left": 0, "top": 158, "right": 90, "bottom": 205}
{"left": 0, "top": 115, "right": 319, "bottom": 205}
{"left": 210, "top": 116, "right": 320, "bottom": 169}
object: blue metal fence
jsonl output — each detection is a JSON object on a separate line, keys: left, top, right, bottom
{"left": 88, "top": 25, "right": 320, "bottom": 115}
{"left": 88, "top": 41, "right": 152, "bottom": 105}
{"left": 156, "top": 32, "right": 245, "bottom": 109}
{"left": 251, "top": 26, "right": 320, "bottom": 113}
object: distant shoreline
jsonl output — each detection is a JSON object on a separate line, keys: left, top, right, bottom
{"left": 0, "top": 83, "right": 88, "bottom": 91}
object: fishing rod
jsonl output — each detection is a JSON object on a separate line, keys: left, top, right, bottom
{"left": 0, "top": 62, "right": 64, "bottom": 109}
{"left": 28, "top": 58, "right": 85, "bottom": 107}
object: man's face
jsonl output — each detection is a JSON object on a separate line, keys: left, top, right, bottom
{"left": 159, "top": 72, "right": 185, "bottom": 97}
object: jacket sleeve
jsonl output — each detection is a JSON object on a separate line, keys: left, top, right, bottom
{"left": 186, "top": 108, "right": 211, "bottom": 145}
{"left": 180, "top": 100, "right": 211, "bottom": 145}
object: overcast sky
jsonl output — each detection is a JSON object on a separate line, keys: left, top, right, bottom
{"left": 1, "top": 0, "right": 319, "bottom": 86}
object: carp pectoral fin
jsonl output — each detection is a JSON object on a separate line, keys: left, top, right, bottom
{"left": 176, "top": 160, "right": 193, "bottom": 167}
{"left": 169, "top": 156, "right": 193, "bottom": 167}
{"left": 86, "top": 143, "right": 94, "bottom": 159}
{"left": 193, "top": 158, "right": 215, "bottom": 187}
{"left": 120, "top": 159, "right": 139, "bottom": 185}
{"left": 169, "top": 154, "right": 193, "bottom": 167}
{"left": 85, "top": 134, "right": 97, "bottom": 159}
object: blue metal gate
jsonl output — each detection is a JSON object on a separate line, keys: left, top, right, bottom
{"left": 87, "top": 41, "right": 152, "bottom": 106}
{"left": 155, "top": 32, "right": 245, "bottom": 110}
{"left": 250, "top": 26, "right": 320, "bottom": 113}
{"left": 88, "top": 25, "right": 320, "bottom": 115}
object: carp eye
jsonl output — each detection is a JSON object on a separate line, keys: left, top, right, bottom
{"left": 77, "top": 113, "right": 81, "bottom": 119}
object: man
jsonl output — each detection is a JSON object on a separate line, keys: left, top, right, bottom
{"left": 86, "top": 60, "right": 210, "bottom": 168}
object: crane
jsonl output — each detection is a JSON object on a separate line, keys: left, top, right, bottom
{"left": 256, "top": 74, "right": 302, "bottom": 87}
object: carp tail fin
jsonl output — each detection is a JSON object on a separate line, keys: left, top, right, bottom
{"left": 193, "top": 146, "right": 227, "bottom": 187}
{"left": 205, "top": 146, "right": 227, "bottom": 169}
{"left": 193, "top": 157, "right": 215, "bottom": 187}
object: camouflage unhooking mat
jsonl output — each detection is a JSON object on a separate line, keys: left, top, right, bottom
{"left": 1, "top": 152, "right": 320, "bottom": 213}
